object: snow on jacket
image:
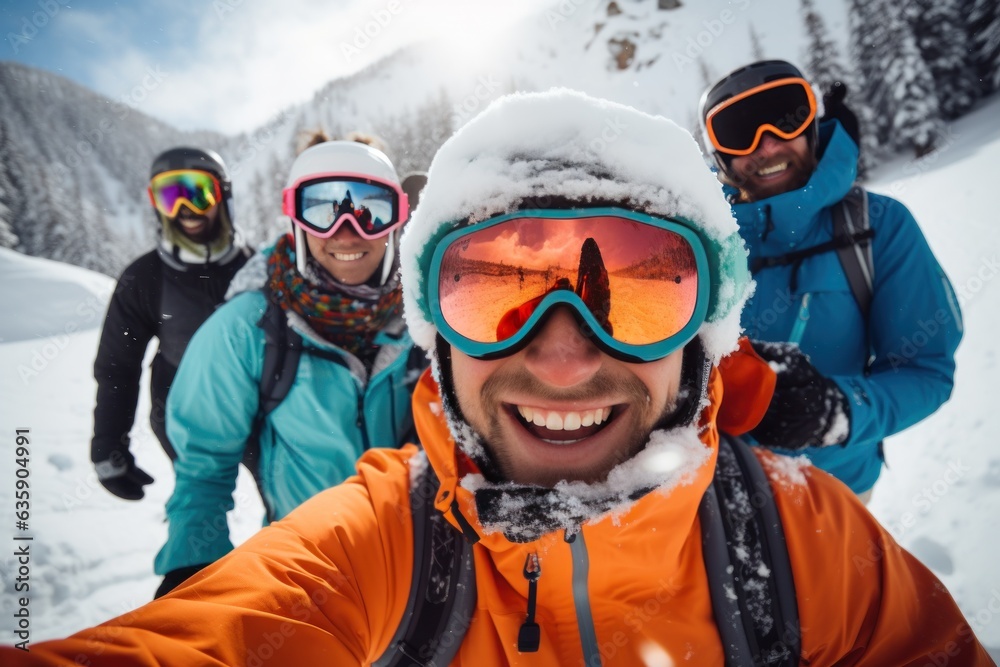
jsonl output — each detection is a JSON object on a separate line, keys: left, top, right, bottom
{"left": 14, "top": 365, "right": 991, "bottom": 665}
{"left": 92, "top": 248, "right": 251, "bottom": 462}
{"left": 154, "top": 283, "right": 423, "bottom": 575}
{"left": 733, "top": 120, "right": 963, "bottom": 493}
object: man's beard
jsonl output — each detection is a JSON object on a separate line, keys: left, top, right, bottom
{"left": 729, "top": 150, "right": 818, "bottom": 202}
{"left": 474, "top": 366, "right": 680, "bottom": 487}
{"left": 172, "top": 212, "right": 217, "bottom": 244}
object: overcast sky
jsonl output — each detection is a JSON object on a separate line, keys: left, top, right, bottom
{"left": 1, "top": 0, "right": 540, "bottom": 134}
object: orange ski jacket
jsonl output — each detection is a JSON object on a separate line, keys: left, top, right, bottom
{"left": 8, "top": 357, "right": 993, "bottom": 666}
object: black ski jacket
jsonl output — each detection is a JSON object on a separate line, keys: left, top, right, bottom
{"left": 91, "top": 248, "right": 251, "bottom": 462}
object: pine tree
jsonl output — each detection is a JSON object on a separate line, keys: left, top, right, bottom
{"left": 0, "top": 200, "right": 17, "bottom": 248}
{"left": 904, "top": 0, "right": 979, "bottom": 119}
{"left": 849, "top": 0, "right": 943, "bottom": 157}
{"left": 0, "top": 118, "right": 28, "bottom": 251}
{"left": 967, "top": 0, "right": 1000, "bottom": 94}
{"left": 801, "top": 0, "right": 849, "bottom": 94}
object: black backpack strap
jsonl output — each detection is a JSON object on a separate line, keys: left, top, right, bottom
{"left": 241, "top": 297, "right": 303, "bottom": 522}
{"left": 374, "top": 459, "right": 476, "bottom": 667}
{"left": 700, "top": 434, "right": 800, "bottom": 666}
{"left": 832, "top": 185, "right": 874, "bottom": 321}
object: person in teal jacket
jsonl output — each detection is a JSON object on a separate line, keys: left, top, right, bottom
{"left": 700, "top": 60, "right": 962, "bottom": 498}
{"left": 155, "top": 140, "right": 425, "bottom": 596}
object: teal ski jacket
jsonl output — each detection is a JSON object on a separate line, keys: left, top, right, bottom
{"left": 732, "top": 121, "right": 963, "bottom": 493}
{"left": 156, "top": 258, "right": 421, "bottom": 574}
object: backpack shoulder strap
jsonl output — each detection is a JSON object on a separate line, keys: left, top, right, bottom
{"left": 256, "top": 298, "right": 304, "bottom": 417}
{"left": 699, "top": 434, "right": 800, "bottom": 667}
{"left": 241, "top": 296, "right": 303, "bottom": 522}
{"left": 832, "top": 185, "right": 874, "bottom": 320}
{"left": 374, "top": 458, "right": 477, "bottom": 667}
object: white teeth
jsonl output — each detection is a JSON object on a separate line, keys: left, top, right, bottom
{"left": 333, "top": 252, "right": 365, "bottom": 261}
{"left": 516, "top": 406, "right": 612, "bottom": 432}
{"left": 564, "top": 412, "right": 581, "bottom": 430}
{"left": 757, "top": 162, "right": 788, "bottom": 176}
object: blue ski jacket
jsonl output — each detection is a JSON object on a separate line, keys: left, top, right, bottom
{"left": 156, "top": 255, "right": 423, "bottom": 575}
{"left": 731, "top": 121, "right": 963, "bottom": 493}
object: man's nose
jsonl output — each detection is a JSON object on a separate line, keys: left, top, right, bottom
{"left": 755, "top": 131, "right": 784, "bottom": 155}
{"left": 522, "top": 306, "right": 602, "bottom": 388}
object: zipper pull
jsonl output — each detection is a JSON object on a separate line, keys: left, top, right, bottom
{"left": 518, "top": 552, "right": 541, "bottom": 653}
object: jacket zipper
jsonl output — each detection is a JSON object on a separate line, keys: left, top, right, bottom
{"left": 567, "top": 531, "right": 601, "bottom": 666}
{"left": 356, "top": 392, "right": 370, "bottom": 452}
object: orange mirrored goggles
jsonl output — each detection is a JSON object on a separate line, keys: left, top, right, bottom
{"left": 428, "top": 208, "right": 710, "bottom": 363}
{"left": 704, "top": 77, "right": 817, "bottom": 156}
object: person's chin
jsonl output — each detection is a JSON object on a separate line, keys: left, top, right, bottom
{"left": 174, "top": 218, "right": 212, "bottom": 241}
{"left": 745, "top": 167, "right": 809, "bottom": 200}
{"left": 488, "top": 402, "right": 644, "bottom": 487}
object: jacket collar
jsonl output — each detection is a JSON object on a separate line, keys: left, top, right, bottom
{"left": 411, "top": 367, "right": 723, "bottom": 556}
{"left": 728, "top": 121, "right": 859, "bottom": 252}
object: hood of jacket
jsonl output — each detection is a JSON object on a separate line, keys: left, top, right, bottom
{"left": 729, "top": 120, "right": 858, "bottom": 257}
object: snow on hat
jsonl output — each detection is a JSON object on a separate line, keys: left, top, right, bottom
{"left": 400, "top": 89, "right": 752, "bottom": 364}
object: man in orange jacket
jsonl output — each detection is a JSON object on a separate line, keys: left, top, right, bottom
{"left": 7, "top": 91, "right": 992, "bottom": 666}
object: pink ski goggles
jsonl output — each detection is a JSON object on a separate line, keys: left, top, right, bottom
{"left": 282, "top": 173, "right": 409, "bottom": 239}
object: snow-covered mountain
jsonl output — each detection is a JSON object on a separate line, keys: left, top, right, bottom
{"left": 1, "top": 0, "right": 854, "bottom": 274}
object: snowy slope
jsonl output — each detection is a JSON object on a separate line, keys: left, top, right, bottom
{"left": 1, "top": 100, "right": 999, "bottom": 657}
{"left": 0, "top": 248, "right": 264, "bottom": 639}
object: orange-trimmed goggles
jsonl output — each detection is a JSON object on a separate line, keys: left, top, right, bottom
{"left": 429, "top": 208, "right": 710, "bottom": 363}
{"left": 704, "top": 77, "right": 817, "bottom": 156}
{"left": 148, "top": 169, "right": 222, "bottom": 218}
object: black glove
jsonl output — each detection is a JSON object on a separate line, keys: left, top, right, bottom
{"left": 748, "top": 341, "right": 850, "bottom": 449}
{"left": 154, "top": 564, "right": 209, "bottom": 599}
{"left": 94, "top": 452, "right": 155, "bottom": 500}
{"left": 821, "top": 81, "right": 861, "bottom": 149}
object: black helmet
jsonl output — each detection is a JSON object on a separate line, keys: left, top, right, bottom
{"left": 150, "top": 146, "right": 231, "bottom": 192}
{"left": 148, "top": 146, "right": 240, "bottom": 267}
{"left": 699, "top": 60, "right": 819, "bottom": 173}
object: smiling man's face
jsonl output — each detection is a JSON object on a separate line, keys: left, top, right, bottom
{"left": 450, "top": 307, "right": 685, "bottom": 487}
{"left": 728, "top": 132, "right": 817, "bottom": 202}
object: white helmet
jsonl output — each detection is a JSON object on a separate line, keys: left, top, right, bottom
{"left": 284, "top": 140, "right": 404, "bottom": 282}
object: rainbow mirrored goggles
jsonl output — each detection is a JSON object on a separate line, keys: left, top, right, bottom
{"left": 428, "top": 208, "right": 711, "bottom": 363}
{"left": 704, "top": 77, "right": 817, "bottom": 156}
{"left": 282, "top": 173, "right": 409, "bottom": 239}
{"left": 148, "top": 170, "right": 222, "bottom": 218}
